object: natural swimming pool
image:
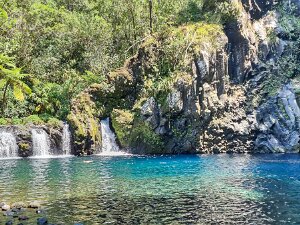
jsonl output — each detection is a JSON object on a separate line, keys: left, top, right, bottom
{"left": 0, "top": 154, "right": 299, "bottom": 224}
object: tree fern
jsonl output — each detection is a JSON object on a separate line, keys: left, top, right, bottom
{"left": 0, "top": 54, "right": 32, "bottom": 115}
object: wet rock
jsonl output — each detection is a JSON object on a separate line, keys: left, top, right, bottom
{"left": 13, "top": 207, "right": 25, "bottom": 214}
{"left": 3, "top": 210, "right": 14, "bottom": 216}
{"left": 5, "top": 221, "right": 13, "bottom": 225}
{"left": 18, "top": 215, "right": 29, "bottom": 221}
{"left": 37, "top": 217, "right": 48, "bottom": 225}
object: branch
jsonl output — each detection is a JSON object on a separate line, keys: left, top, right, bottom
{"left": 125, "top": 35, "right": 152, "bottom": 54}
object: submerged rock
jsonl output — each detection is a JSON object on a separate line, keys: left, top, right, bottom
{"left": 12, "top": 202, "right": 27, "bottom": 209}
{"left": 18, "top": 215, "right": 29, "bottom": 220}
{"left": 3, "top": 210, "right": 14, "bottom": 216}
{"left": 29, "top": 201, "right": 41, "bottom": 209}
{"left": 37, "top": 217, "right": 48, "bottom": 225}
{"left": 2, "top": 204, "right": 11, "bottom": 211}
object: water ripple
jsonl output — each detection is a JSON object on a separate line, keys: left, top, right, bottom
{"left": 0, "top": 154, "right": 299, "bottom": 224}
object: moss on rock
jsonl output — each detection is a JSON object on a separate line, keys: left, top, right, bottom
{"left": 67, "top": 92, "right": 101, "bottom": 155}
{"left": 111, "top": 109, "right": 134, "bottom": 148}
{"left": 18, "top": 141, "right": 32, "bottom": 157}
{"left": 129, "top": 120, "right": 163, "bottom": 154}
{"left": 68, "top": 22, "right": 227, "bottom": 154}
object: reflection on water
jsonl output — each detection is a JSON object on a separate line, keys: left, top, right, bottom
{"left": 0, "top": 154, "right": 300, "bottom": 224}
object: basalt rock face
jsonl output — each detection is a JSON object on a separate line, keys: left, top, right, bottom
{"left": 0, "top": 125, "right": 64, "bottom": 157}
{"left": 255, "top": 83, "right": 300, "bottom": 153}
{"left": 69, "top": 0, "right": 300, "bottom": 154}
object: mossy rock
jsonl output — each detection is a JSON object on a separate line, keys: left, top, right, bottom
{"left": 67, "top": 92, "right": 101, "bottom": 155}
{"left": 68, "top": 22, "right": 226, "bottom": 155}
{"left": 108, "top": 68, "right": 134, "bottom": 97}
{"left": 18, "top": 142, "right": 32, "bottom": 157}
{"left": 111, "top": 109, "right": 134, "bottom": 148}
{"left": 129, "top": 120, "right": 163, "bottom": 154}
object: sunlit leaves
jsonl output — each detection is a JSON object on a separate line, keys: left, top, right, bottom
{"left": 0, "top": 53, "right": 32, "bottom": 115}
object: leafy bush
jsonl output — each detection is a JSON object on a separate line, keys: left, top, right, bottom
{"left": 47, "top": 117, "right": 63, "bottom": 128}
{"left": 22, "top": 115, "right": 44, "bottom": 125}
{"left": 0, "top": 118, "right": 8, "bottom": 125}
{"left": 11, "top": 118, "right": 22, "bottom": 125}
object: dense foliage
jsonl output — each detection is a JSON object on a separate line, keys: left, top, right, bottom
{"left": 0, "top": 0, "right": 239, "bottom": 123}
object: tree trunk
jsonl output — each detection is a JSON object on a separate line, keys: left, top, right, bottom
{"left": 149, "top": 0, "right": 153, "bottom": 34}
{"left": 1, "top": 82, "right": 9, "bottom": 116}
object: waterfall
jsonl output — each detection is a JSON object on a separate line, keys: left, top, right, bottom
{"left": 62, "top": 123, "right": 71, "bottom": 155}
{"left": 100, "top": 118, "right": 120, "bottom": 154}
{"left": 31, "top": 129, "right": 51, "bottom": 157}
{"left": 0, "top": 131, "right": 18, "bottom": 158}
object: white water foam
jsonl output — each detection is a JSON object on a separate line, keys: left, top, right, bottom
{"left": 98, "top": 118, "right": 130, "bottom": 156}
{"left": 31, "top": 129, "right": 51, "bottom": 157}
{"left": 0, "top": 132, "right": 18, "bottom": 158}
{"left": 62, "top": 123, "right": 72, "bottom": 155}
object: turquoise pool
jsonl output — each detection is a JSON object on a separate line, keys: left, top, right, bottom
{"left": 0, "top": 154, "right": 299, "bottom": 224}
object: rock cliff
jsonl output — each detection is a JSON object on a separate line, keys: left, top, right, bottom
{"left": 69, "top": 0, "right": 300, "bottom": 154}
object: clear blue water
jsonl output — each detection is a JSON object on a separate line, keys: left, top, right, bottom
{"left": 0, "top": 154, "right": 300, "bottom": 224}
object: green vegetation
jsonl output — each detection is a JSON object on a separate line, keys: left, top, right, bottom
{"left": 0, "top": 0, "right": 243, "bottom": 154}
{"left": 0, "top": 114, "right": 62, "bottom": 126}
{"left": 0, "top": 0, "right": 240, "bottom": 124}
{"left": 0, "top": 54, "right": 32, "bottom": 115}
{"left": 111, "top": 109, "right": 134, "bottom": 147}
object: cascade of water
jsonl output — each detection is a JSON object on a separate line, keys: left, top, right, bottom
{"left": 100, "top": 118, "right": 120, "bottom": 154}
{"left": 0, "top": 131, "right": 18, "bottom": 158}
{"left": 62, "top": 123, "right": 71, "bottom": 155}
{"left": 31, "top": 129, "right": 51, "bottom": 157}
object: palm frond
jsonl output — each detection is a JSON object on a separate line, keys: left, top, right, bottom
{"left": 0, "top": 79, "right": 6, "bottom": 89}
{"left": 13, "top": 85, "right": 25, "bottom": 101}
{"left": 17, "top": 80, "right": 32, "bottom": 95}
